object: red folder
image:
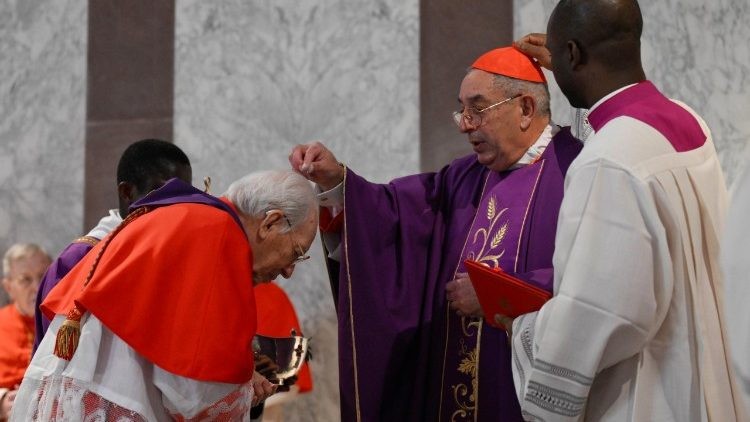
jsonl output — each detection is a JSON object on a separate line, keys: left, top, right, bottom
{"left": 464, "top": 259, "right": 551, "bottom": 327}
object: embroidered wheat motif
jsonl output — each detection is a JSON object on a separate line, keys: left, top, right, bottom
{"left": 487, "top": 196, "right": 496, "bottom": 220}
{"left": 491, "top": 222, "right": 508, "bottom": 249}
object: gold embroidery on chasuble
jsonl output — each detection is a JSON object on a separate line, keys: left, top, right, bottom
{"left": 450, "top": 195, "right": 511, "bottom": 421}
{"left": 442, "top": 160, "right": 546, "bottom": 421}
{"left": 466, "top": 195, "right": 510, "bottom": 267}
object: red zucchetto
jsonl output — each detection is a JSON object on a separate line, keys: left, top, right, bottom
{"left": 472, "top": 46, "right": 547, "bottom": 83}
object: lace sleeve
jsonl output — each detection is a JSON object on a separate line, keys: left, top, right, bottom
{"left": 154, "top": 366, "right": 255, "bottom": 421}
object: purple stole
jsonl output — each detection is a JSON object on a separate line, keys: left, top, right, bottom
{"left": 439, "top": 158, "right": 548, "bottom": 421}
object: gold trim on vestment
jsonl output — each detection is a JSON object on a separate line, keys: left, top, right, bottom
{"left": 513, "top": 160, "right": 546, "bottom": 272}
{"left": 443, "top": 160, "right": 547, "bottom": 420}
{"left": 73, "top": 236, "right": 99, "bottom": 247}
{"left": 474, "top": 318, "right": 483, "bottom": 422}
{"left": 466, "top": 195, "right": 510, "bottom": 268}
{"left": 439, "top": 171, "right": 492, "bottom": 422}
{"left": 341, "top": 165, "right": 362, "bottom": 422}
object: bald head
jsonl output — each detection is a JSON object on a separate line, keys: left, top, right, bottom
{"left": 547, "top": 0, "right": 646, "bottom": 108}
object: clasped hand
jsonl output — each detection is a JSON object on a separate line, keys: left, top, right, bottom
{"left": 445, "top": 273, "right": 483, "bottom": 318}
{"left": 445, "top": 274, "right": 516, "bottom": 340}
{"left": 251, "top": 352, "right": 303, "bottom": 407}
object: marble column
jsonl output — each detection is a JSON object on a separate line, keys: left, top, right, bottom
{"left": 0, "top": 1, "right": 87, "bottom": 264}
{"left": 514, "top": 0, "right": 750, "bottom": 185}
{"left": 420, "top": 0, "right": 513, "bottom": 172}
{"left": 174, "top": 1, "right": 419, "bottom": 420}
{"left": 84, "top": 0, "right": 175, "bottom": 229}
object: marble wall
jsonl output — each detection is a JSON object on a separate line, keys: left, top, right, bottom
{"left": 0, "top": 0, "right": 87, "bottom": 295}
{"left": 174, "top": 1, "right": 419, "bottom": 420}
{"left": 5, "top": 0, "right": 743, "bottom": 417}
{"left": 515, "top": 0, "right": 750, "bottom": 186}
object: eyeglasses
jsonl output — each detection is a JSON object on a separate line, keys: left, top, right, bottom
{"left": 282, "top": 214, "right": 311, "bottom": 265}
{"left": 452, "top": 94, "right": 522, "bottom": 128}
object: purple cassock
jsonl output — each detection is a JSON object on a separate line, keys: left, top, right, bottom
{"left": 328, "top": 128, "right": 582, "bottom": 421}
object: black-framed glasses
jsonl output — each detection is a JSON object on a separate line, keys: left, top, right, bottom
{"left": 452, "top": 94, "right": 522, "bottom": 128}
{"left": 282, "top": 214, "right": 311, "bottom": 265}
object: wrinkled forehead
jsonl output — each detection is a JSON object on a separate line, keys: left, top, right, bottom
{"left": 459, "top": 69, "right": 502, "bottom": 103}
{"left": 8, "top": 252, "right": 50, "bottom": 275}
{"left": 295, "top": 209, "right": 320, "bottom": 249}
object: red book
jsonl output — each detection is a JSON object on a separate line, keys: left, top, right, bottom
{"left": 464, "top": 259, "right": 552, "bottom": 327}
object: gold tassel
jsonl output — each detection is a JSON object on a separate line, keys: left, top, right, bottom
{"left": 54, "top": 306, "right": 84, "bottom": 360}
{"left": 52, "top": 207, "right": 151, "bottom": 361}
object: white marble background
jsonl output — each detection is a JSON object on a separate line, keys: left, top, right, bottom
{"left": 0, "top": 0, "right": 86, "bottom": 303}
{"left": 515, "top": 0, "right": 750, "bottom": 186}
{"left": 174, "top": 1, "right": 419, "bottom": 421}
{"left": 3, "top": 0, "right": 746, "bottom": 418}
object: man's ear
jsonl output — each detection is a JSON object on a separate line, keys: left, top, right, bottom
{"left": 518, "top": 95, "right": 537, "bottom": 131}
{"left": 258, "top": 210, "right": 284, "bottom": 240}
{"left": 1, "top": 277, "right": 11, "bottom": 295}
{"left": 568, "top": 39, "right": 585, "bottom": 69}
{"left": 118, "top": 182, "right": 136, "bottom": 204}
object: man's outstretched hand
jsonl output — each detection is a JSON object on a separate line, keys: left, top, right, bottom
{"left": 289, "top": 141, "right": 345, "bottom": 190}
{"left": 514, "top": 33, "right": 551, "bottom": 70}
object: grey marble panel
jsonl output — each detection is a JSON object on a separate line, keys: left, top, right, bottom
{"left": 0, "top": 0, "right": 87, "bottom": 282}
{"left": 175, "top": 1, "right": 419, "bottom": 420}
{"left": 514, "top": 0, "right": 750, "bottom": 186}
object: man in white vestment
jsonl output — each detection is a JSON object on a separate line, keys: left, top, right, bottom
{"left": 509, "top": 0, "right": 746, "bottom": 420}
{"left": 722, "top": 165, "right": 750, "bottom": 415}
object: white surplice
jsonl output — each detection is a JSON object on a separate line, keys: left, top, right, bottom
{"left": 722, "top": 164, "right": 750, "bottom": 415}
{"left": 86, "top": 209, "right": 123, "bottom": 240}
{"left": 511, "top": 95, "right": 745, "bottom": 421}
{"left": 11, "top": 315, "right": 255, "bottom": 421}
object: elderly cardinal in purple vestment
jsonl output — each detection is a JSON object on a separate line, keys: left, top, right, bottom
{"left": 289, "top": 46, "right": 582, "bottom": 421}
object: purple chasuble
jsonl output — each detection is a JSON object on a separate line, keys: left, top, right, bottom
{"left": 33, "top": 178, "right": 241, "bottom": 352}
{"left": 331, "top": 129, "right": 582, "bottom": 421}
{"left": 587, "top": 81, "right": 706, "bottom": 152}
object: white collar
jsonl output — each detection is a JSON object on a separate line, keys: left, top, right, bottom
{"left": 588, "top": 83, "right": 638, "bottom": 114}
{"left": 509, "top": 123, "right": 560, "bottom": 169}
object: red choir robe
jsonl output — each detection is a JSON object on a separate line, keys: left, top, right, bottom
{"left": 0, "top": 305, "right": 34, "bottom": 388}
{"left": 42, "top": 198, "right": 257, "bottom": 383}
{"left": 11, "top": 179, "right": 260, "bottom": 421}
{"left": 255, "top": 282, "right": 313, "bottom": 393}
